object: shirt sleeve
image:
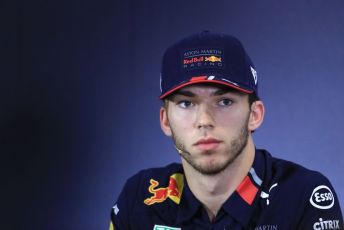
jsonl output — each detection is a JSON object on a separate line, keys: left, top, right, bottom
{"left": 296, "top": 173, "right": 344, "bottom": 229}
{"left": 109, "top": 172, "right": 142, "bottom": 230}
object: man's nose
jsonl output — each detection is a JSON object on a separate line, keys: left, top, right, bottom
{"left": 195, "top": 105, "right": 215, "bottom": 129}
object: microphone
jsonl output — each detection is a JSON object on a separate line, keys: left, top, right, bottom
{"left": 175, "top": 146, "right": 184, "bottom": 154}
{"left": 175, "top": 145, "right": 191, "bottom": 156}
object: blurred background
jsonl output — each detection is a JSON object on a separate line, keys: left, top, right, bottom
{"left": 3, "top": 0, "right": 344, "bottom": 229}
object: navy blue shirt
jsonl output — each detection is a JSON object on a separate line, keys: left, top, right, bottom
{"left": 110, "top": 150, "right": 343, "bottom": 229}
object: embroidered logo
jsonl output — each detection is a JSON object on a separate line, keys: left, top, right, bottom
{"left": 250, "top": 66, "right": 258, "bottom": 85}
{"left": 313, "top": 218, "right": 340, "bottom": 230}
{"left": 182, "top": 48, "right": 224, "bottom": 70}
{"left": 112, "top": 204, "right": 119, "bottom": 215}
{"left": 144, "top": 173, "right": 184, "bottom": 205}
{"left": 254, "top": 225, "right": 278, "bottom": 230}
{"left": 310, "top": 185, "right": 334, "bottom": 210}
{"left": 205, "top": 55, "right": 221, "bottom": 62}
{"left": 260, "top": 183, "right": 278, "bottom": 205}
{"left": 153, "top": 225, "right": 181, "bottom": 230}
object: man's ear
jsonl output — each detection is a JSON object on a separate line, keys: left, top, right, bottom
{"left": 160, "top": 107, "right": 172, "bottom": 136}
{"left": 248, "top": 100, "right": 265, "bottom": 132}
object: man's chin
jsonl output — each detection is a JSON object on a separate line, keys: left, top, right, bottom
{"left": 179, "top": 148, "right": 236, "bottom": 175}
{"left": 188, "top": 159, "right": 229, "bottom": 175}
{"left": 194, "top": 164, "right": 228, "bottom": 175}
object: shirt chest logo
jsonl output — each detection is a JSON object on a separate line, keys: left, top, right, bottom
{"left": 254, "top": 225, "right": 278, "bottom": 230}
{"left": 153, "top": 224, "right": 181, "bottom": 230}
{"left": 144, "top": 173, "right": 184, "bottom": 205}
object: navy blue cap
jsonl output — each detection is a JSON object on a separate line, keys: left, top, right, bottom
{"left": 160, "top": 31, "right": 258, "bottom": 99}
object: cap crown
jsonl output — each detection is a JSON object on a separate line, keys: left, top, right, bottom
{"left": 160, "top": 31, "right": 258, "bottom": 99}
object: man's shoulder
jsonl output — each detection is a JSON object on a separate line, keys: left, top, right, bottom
{"left": 259, "top": 149, "right": 338, "bottom": 211}
{"left": 116, "top": 163, "right": 185, "bottom": 215}
{"left": 111, "top": 164, "right": 185, "bottom": 228}
{"left": 258, "top": 149, "right": 336, "bottom": 210}
{"left": 265, "top": 150, "right": 330, "bottom": 187}
{"left": 256, "top": 150, "right": 343, "bottom": 227}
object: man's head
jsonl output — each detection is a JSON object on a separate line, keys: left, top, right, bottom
{"left": 159, "top": 31, "right": 264, "bottom": 175}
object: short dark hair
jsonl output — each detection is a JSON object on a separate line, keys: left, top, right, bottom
{"left": 248, "top": 93, "right": 260, "bottom": 106}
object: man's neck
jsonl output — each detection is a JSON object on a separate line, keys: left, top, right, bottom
{"left": 182, "top": 139, "right": 256, "bottom": 222}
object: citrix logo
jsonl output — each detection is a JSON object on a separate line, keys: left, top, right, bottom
{"left": 313, "top": 218, "right": 340, "bottom": 230}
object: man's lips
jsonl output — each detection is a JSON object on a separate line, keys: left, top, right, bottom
{"left": 193, "top": 138, "right": 221, "bottom": 151}
{"left": 194, "top": 138, "right": 221, "bottom": 145}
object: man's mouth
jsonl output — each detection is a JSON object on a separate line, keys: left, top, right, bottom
{"left": 193, "top": 138, "right": 222, "bottom": 151}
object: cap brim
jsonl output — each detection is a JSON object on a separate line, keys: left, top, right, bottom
{"left": 160, "top": 79, "right": 253, "bottom": 99}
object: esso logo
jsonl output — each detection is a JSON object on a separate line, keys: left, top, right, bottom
{"left": 309, "top": 185, "right": 334, "bottom": 209}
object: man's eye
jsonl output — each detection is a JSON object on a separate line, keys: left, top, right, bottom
{"left": 178, "top": 100, "right": 193, "bottom": 108}
{"left": 218, "top": 98, "right": 233, "bottom": 106}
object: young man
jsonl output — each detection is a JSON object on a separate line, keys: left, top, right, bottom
{"left": 109, "top": 31, "right": 343, "bottom": 229}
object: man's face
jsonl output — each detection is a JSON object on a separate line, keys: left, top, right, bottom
{"left": 160, "top": 84, "right": 254, "bottom": 175}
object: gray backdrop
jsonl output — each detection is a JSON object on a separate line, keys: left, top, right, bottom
{"left": 5, "top": 0, "right": 343, "bottom": 229}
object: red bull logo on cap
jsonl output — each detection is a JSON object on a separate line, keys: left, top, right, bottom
{"left": 144, "top": 173, "right": 184, "bottom": 205}
{"left": 182, "top": 48, "right": 224, "bottom": 70}
{"left": 205, "top": 55, "right": 222, "bottom": 63}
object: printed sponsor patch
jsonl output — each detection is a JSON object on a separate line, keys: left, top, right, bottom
{"left": 260, "top": 183, "right": 278, "bottom": 206}
{"left": 182, "top": 48, "right": 224, "bottom": 70}
{"left": 144, "top": 173, "right": 184, "bottom": 205}
{"left": 153, "top": 225, "right": 181, "bottom": 230}
{"left": 254, "top": 225, "right": 278, "bottom": 230}
{"left": 313, "top": 218, "right": 340, "bottom": 230}
{"left": 310, "top": 185, "right": 335, "bottom": 209}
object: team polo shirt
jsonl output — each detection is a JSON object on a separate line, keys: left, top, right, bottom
{"left": 110, "top": 149, "right": 343, "bottom": 230}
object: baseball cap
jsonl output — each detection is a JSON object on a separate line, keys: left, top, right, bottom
{"left": 159, "top": 31, "right": 258, "bottom": 99}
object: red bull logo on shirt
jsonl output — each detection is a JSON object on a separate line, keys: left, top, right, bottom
{"left": 144, "top": 173, "right": 184, "bottom": 205}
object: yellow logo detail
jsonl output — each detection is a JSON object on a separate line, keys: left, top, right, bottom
{"left": 109, "top": 221, "right": 114, "bottom": 230}
{"left": 144, "top": 173, "right": 184, "bottom": 205}
{"left": 205, "top": 56, "right": 222, "bottom": 62}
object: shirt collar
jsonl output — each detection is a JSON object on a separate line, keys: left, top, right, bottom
{"left": 222, "top": 149, "right": 266, "bottom": 227}
{"left": 175, "top": 149, "right": 266, "bottom": 227}
{"left": 175, "top": 179, "right": 202, "bottom": 225}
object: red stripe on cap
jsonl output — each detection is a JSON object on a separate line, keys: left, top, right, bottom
{"left": 160, "top": 79, "right": 253, "bottom": 99}
{"left": 236, "top": 176, "right": 258, "bottom": 205}
{"left": 190, "top": 76, "right": 208, "bottom": 82}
